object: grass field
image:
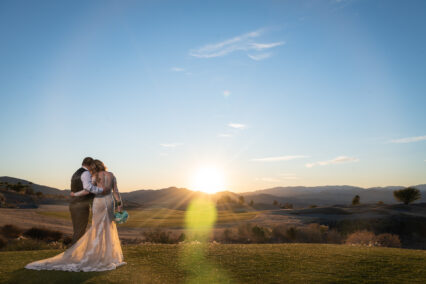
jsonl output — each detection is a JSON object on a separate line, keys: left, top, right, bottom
{"left": 1, "top": 244, "right": 425, "bottom": 283}
{"left": 37, "top": 208, "right": 258, "bottom": 228}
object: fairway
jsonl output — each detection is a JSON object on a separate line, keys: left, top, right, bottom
{"left": 37, "top": 208, "right": 258, "bottom": 228}
{"left": 1, "top": 244, "right": 425, "bottom": 283}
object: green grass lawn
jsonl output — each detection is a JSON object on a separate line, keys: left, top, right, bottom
{"left": 1, "top": 244, "right": 425, "bottom": 283}
{"left": 37, "top": 208, "right": 258, "bottom": 228}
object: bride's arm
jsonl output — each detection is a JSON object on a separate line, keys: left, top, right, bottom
{"left": 112, "top": 175, "right": 123, "bottom": 212}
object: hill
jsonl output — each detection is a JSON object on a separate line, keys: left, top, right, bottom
{"left": 242, "top": 185, "right": 426, "bottom": 207}
{"left": 0, "top": 177, "right": 68, "bottom": 196}
{"left": 2, "top": 176, "right": 425, "bottom": 209}
{"left": 1, "top": 244, "right": 425, "bottom": 283}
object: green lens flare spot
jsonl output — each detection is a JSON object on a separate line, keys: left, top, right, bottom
{"left": 185, "top": 198, "right": 217, "bottom": 231}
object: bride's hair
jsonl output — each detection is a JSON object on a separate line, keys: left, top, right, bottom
{"left": 91, "top": 159, "right": 107, "bottom": 173}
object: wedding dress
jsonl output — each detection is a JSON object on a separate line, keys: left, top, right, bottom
{"left": 25, "top": 172, "right": 126, "bottom": 272}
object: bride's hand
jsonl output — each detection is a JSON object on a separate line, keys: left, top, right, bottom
{"left": 117, "top": 205, "right": 123, "bottom": 212}
{"left": 70, "top": 192, "right": 75, "bottom": 197}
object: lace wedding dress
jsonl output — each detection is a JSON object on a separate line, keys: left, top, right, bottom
{"left": 25, "top": 172, "right": 126, "bottom": 272}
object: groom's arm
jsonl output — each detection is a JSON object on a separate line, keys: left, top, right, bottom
{"left": 81, "top": 171, "right": 103, "bottom": 194}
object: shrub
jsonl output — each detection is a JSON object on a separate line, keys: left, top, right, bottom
{"left": 393, "top": 187, "right": 421, "bottom": 205}
{"left": 286, "top": 227, "right": 297, "bottom": 241}
{"left": 309, "top": 205, "right": 317, "bottom": 208}
{"left": 238, "top": 196, "right": 245, "bottom": 204}
{"left": 325, "top": 229, "right": 343, "bottom": 244}
{"left": 62, "top": 236, "right": 73, "bottom": 246}
{"left": 142, "top": 230, "right": 183, "bottom": 244}
{"left": 0, "top": 193, "right": 5, "bottom": 206}
{"left": 24, "top": 227, "right": 63, "bottom": 242}
{"left": 237, "top": 223, "right": 253, "bottom": 243}
{"left": 352, "top": 195, "right": 360, "bottom": 206}
{"left": 2, "top": 238, "right": 51, "bottom": 251}
{"left": 0, "top": 224, "right": 23, "bottom": 239}
{"left": 345, "top": 231, "right": 376, "bottom": 246}
{"left": 280, "top": 203, "right": 293, "bottom": 209}
{"left": 271, "top": 225, "right": 290, "bottom": 243}
{"left": 221, "top": 228, "right": 238, "bottom": 243}
{"left": 375, "top": 233, "right": 401, "bottom": 248}
{"left": 295, "top": 224, "right": 326, "bottom": 243}
{"left": 251, "top": 225, "right": 270, "bottom": 243}
{"left": 0, "top": 236, "right": 7, "bottom": 249}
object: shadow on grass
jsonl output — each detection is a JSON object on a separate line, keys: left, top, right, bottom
{"left": 5, "top": 268, "right": 110, "bottom": 284}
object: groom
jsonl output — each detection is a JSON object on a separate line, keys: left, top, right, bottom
{"left": 70, "top": 157, "right": 104, "bottom": 244}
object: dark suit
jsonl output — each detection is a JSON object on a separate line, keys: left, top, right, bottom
{"left": 69, "top": 167, "right": 94, "bottom": 244}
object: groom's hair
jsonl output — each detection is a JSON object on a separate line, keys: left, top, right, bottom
{"left": 82, "top": 157, "right": 94, "bottom": 167}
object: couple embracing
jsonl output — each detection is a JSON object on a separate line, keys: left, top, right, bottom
{"left": 25, "top": 157, "right": 126, "bottom": 272}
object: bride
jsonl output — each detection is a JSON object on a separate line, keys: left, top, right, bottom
{"left": 25, "top": 160, "right": 126, "bottom": 272}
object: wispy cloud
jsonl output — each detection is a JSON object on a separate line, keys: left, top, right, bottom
{"left": 247, "top": 53, "right": 272, "bottom": 61}
{"left": 170, "top": 67, "right": 184, "bottom": 72}
{"left": 250, "top": 42, "right": 284, "bottom": 50}
{"left": 160, "top": 143, "right": 182, "bottom": 148}
{"left": 218, "top": 133, "right": 232, "bottom": 138}
{"left": 279, "top": 173, "right": 300, "bottom": 180}
{"left": 306, "top": 156, "right": 359, "bottom": 168}
{"left": 255, "top": 177, "right": 281, "bottom": 183}
{"left": 228, "top": 123, "right": 247, "bottom": 129}
{"left": 189, "top": 29, "right": 284, "bottom": 59}
{"left": 223, "top": 90, "right": 231, "bottom": 97}
{"left": 251, "top": 155, "right": 308, "bottom": 162}
{"left": 389, "top": 135, "right": 426, "bottom": 144}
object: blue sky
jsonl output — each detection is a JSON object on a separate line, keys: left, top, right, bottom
{"left": 1, "top": 0, "right": 425, "bottom": 192}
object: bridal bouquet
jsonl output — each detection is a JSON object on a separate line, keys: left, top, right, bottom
{"left": 114, "top": 211, "right": 129, "bottom": 224}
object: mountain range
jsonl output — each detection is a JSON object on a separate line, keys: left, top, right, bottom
{"left": 1, "top": 176, "right": 425, "bottom": 208}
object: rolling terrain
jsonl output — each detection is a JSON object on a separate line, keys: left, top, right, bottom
{"left": 2, "top": 176, "right": 425, "bottom": 209}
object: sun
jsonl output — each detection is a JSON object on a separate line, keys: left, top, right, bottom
{"left": 190, "top": 166, "right": 226, "bottom": 194}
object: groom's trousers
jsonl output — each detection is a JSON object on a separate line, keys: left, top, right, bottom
{"left": 69, "top": 200, "right": 92, "bottom": 244}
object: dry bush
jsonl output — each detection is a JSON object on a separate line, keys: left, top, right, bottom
{"left": 121, "top": 238, "right": 143, "bottom": 245}
{"left": 345, "top": 231, "right": 376, "bottom": 246}
{"left": 271, "top": 225, "right": 291, "bottom": 243}
{"left": 0, "top": 224, "right": 24, "bottom": 239}
{"left": 0, "top": 193, "right": 5, "bottom": 206}
{"left": 61, "top": 236, "right": 73, "bottom": 246}
{"left": 0, "top": 236, "right": 7, "bottom": 249}
{"left": 295, "top": 224, "right": 327, "bottom": 243}
{"left": 220, "top": 228, "right": 239, "bottom": 243}
{"left": 325, "top": 229, "right": 343, "bottom": 244}
{"left": 236, "top": 223, "right": 253, "bottom": 243}
{"left": 251, "top": 225, "right": 270, "bottom": 243}
{"left": 142, "top": 230, "right": 184, "bottom": 244}
{"left": 24, "top": 227, "right": 63, "bottom": 242}
{"left": 375, "top": 233, "right": 401, "bottom": 248}
{"left": 2, "top": 238, "right": 51, "bottom": 251}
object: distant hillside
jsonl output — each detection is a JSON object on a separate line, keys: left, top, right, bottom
{"left": 0, "top": 177, "right": 244, "bottom": 209}
{"left": 0, "top": 176, "right": 69, "bottom": 196}
{"left": 121, "top": 188, "right": 243, "bottom": 209}
{"left": 2, "top": 176, "right": 425, "bottom": 209}
{"left": 242, "top": 185, "right": 426, "bottom": 206}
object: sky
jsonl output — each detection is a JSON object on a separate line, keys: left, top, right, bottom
{"left": 1, "top": 0, "right": 425, "bottom": 192}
